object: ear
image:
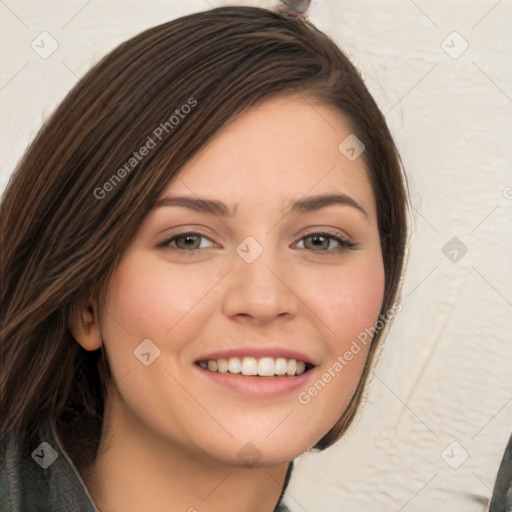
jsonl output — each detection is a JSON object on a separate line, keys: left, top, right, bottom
{"left": 68, "top": 296, "right": 102, "bottom": 351}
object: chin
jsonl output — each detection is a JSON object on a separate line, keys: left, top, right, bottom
{"left": 190, "top": 427, "right": 324, "bottom": 468}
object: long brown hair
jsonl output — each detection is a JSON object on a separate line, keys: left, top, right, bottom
{"left": 0, "top": 6, "right": 409, "bottom": 469}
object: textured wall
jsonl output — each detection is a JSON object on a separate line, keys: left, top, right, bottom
{"left": 1, "top": 1, "right": 511, "bottom": 511}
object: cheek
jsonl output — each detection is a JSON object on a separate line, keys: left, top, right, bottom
{"left": 311, "top": 254, "right": 386, "bottom": 350}
{"left": 295, "top": 252, "right": 385, "bottom": 423}
{"left": 101, "top": 253, "right": 221, "bottom": 342}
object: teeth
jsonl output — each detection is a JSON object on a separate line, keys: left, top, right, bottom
{"left": 198, "top": 356, "right": 310, "bottom": 377}
{"left": 257, "top": 357, "right": 275, "bottom": 376}
{"left": 241, "top": 357, "right": 258, "bottom": 376}
{"left": 217, "top": 358, "right": 229, "bottom": 373}
{"left": 275, "top": 357, "right": 288, "bottom": 375}
{"left": 286, "top": 359, "right": 296, "bottom": 376}
{"left": 228, "top": 358, "right": 241, "bottom": 374}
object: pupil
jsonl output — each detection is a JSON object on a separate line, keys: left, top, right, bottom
{"left": 310, "top": 235, "right": 327, "bottom": 249}
{"left": 181, "top": 235, "right": 199, "bottom": 249}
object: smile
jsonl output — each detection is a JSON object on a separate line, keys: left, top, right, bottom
{"left": 196, "top": 356, "right": 314, "bottom": 377}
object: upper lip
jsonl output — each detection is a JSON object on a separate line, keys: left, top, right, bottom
{"left": 195, "top": 345, "right": 317, "bottom": 366}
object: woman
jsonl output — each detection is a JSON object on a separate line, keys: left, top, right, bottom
{"left": 0, "top": 5, "right": 409, "bottom": 511}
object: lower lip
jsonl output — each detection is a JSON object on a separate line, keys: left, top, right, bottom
{"left": 196, "top": 365, "right": 315, "bottom": 397}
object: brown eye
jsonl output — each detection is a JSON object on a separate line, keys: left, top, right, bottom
{"left": 156, "top": 233, "right": 216, "bottom": 252}
{"left": 174, "top": 234, "right": 202, "bottom": 250}
{"left": 304, "top": 234, "right": 330, "bottom": 251}
{"left": 297, "top": 232, "right": 355, "bottom": 252}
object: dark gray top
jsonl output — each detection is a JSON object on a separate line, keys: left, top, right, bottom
{"left": 0, "top": 428, "right": 292, "bottom": 511}
{"left": 490, "top": 434, "right": 512, "bottom": 512}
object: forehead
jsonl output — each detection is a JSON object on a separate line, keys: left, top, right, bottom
{"left": 165, "top": 94, "right": 376, "bottom": 220}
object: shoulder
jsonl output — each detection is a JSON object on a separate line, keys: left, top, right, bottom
{"left": 1, "top": 436, "right": 46, "bottom": 511}
{"left": 0, "top": 432, "right": 97, "bottom": 512}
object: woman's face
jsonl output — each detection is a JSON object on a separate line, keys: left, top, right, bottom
{"left": 98, "top": 94, "right": 385, "bottom": 466}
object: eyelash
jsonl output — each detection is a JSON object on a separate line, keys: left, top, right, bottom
{"left": 156, "top": 231, "right": 356, "bottom": 254}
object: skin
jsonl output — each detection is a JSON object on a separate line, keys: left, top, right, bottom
{"left": 70, "top": 93, "right": 385, "bottom": 512}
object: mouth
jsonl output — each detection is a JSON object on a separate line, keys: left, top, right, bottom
{"left": 195, "top": 356, "right": 315, "bottom": 377}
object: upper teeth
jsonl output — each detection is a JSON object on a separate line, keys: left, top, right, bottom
{"left": 198, "top": 357, "right": 307, "bottom": 376}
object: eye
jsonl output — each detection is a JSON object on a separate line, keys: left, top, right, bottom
{"left": 156, "top": 230, "right": 356, "bottom": 254}
{"left": 295, "top": 232, "right": 356, "bottom": 252}
{"left": 156, "top": 232, "right": 218, "bottom": 252}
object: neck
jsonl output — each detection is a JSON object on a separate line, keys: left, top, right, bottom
{"left": 82, "top": 392, "right": 291, "bottom": 512}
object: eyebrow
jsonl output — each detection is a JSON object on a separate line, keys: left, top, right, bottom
{"left": 154, "top": 193, "right": 369, "bottom": 220}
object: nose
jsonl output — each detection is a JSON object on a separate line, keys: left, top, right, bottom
{"left": 221, "top": 239, "right": 299, "bottom": 324}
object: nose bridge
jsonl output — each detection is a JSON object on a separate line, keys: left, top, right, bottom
{"left": 221, "top": 234, "right": 298, "bottom": 321}
{"left": 237, "top": 235, "right": 277, "bottom": 289}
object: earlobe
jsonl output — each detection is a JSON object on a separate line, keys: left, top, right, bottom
{"left": 68, "top": 296, "right": 102, "bottom": 351}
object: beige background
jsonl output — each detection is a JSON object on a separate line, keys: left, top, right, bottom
{"left": 1, "top": 1, "right": 511, "bottom": 510}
